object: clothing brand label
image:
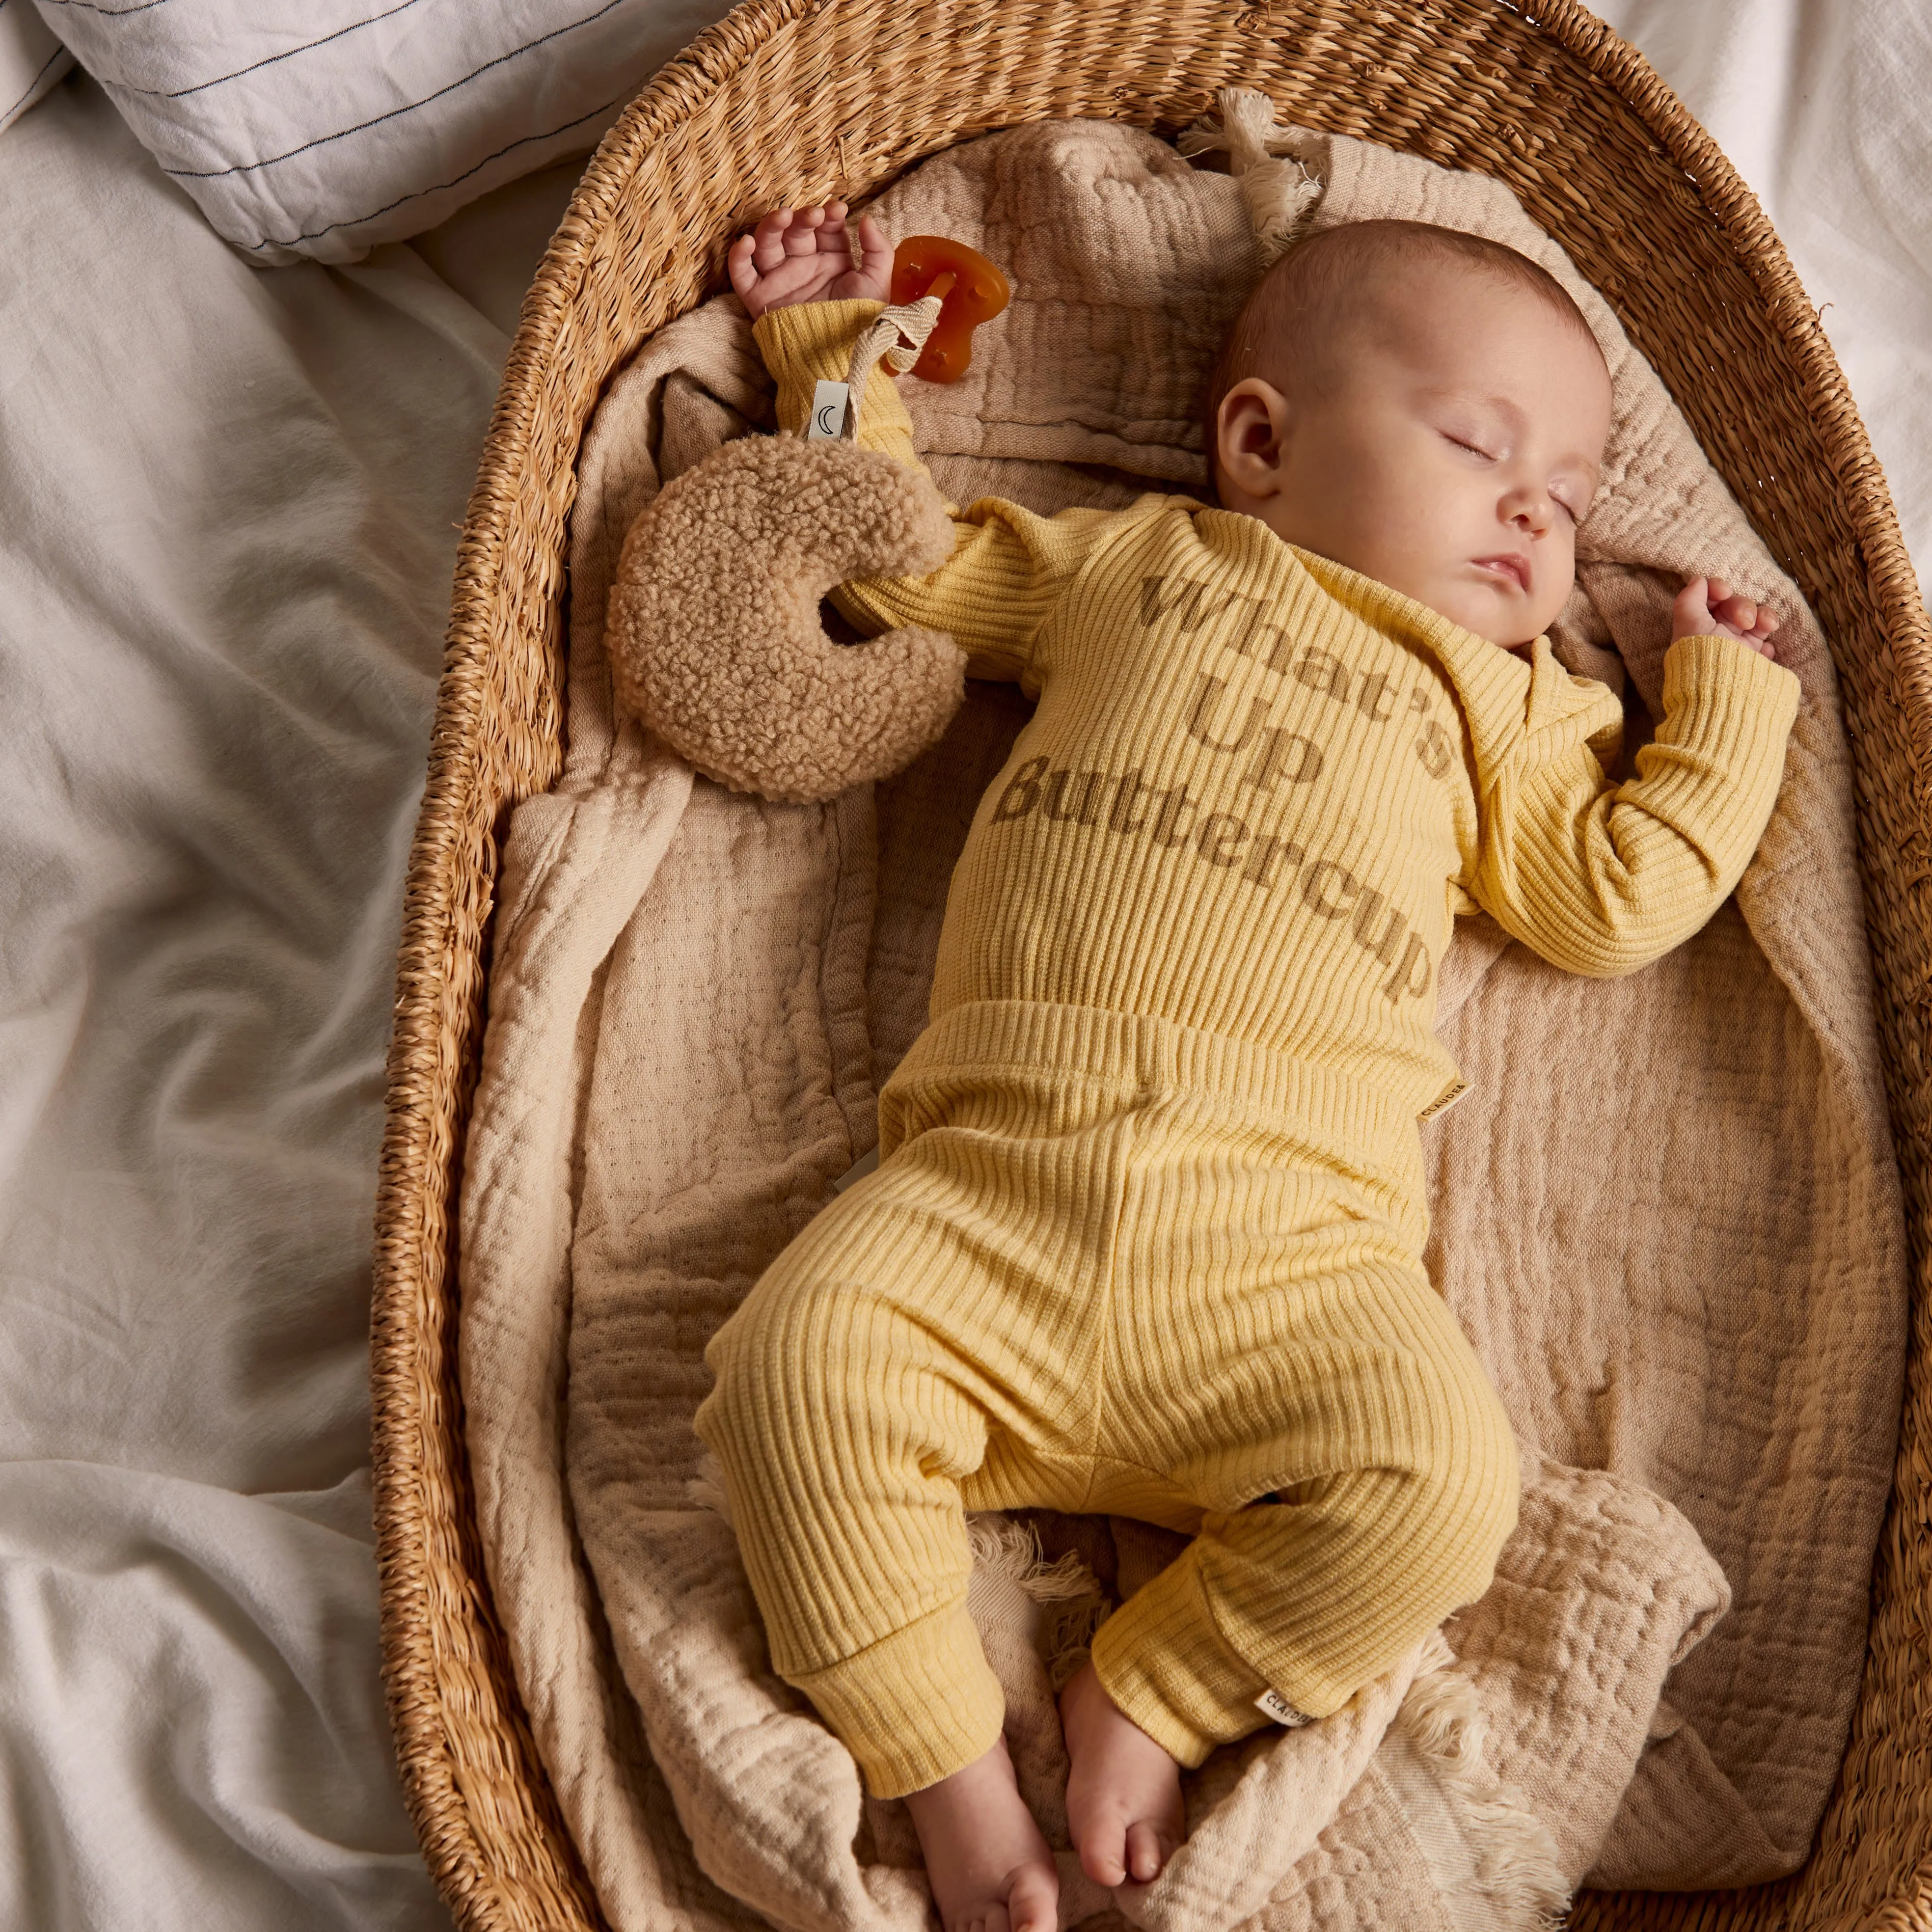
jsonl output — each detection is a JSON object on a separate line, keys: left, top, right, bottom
{"left": 806, "top": 380, "right": 852, "bottom": 441}
{"left": 1255, "top": 1686, "right": 1309, "bottom": 1726}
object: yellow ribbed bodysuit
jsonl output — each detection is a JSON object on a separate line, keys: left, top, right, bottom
{"left": 693, "top": 301, "right": 1802, "bottom": 1800}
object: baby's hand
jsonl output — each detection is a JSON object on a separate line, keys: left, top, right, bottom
{"left": 1673, "top": 576, "right": 1780, "bottom": 659}
{"left": 727, "top": 201, "right": 892, "bottom": 321}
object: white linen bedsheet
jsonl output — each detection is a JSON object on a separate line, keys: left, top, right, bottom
{"left": 1589, "top": 0, "right": 1932, "bottom": 585}
{"left": 0, "top": 73, "right": 577, "bottom": 1932}
{"left": 0, "top": 9, "right": 1924, "bottom": 1931}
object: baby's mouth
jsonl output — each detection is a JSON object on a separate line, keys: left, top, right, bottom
{"left": 1473, "top": 554, "right": 1531, "bottom": 594}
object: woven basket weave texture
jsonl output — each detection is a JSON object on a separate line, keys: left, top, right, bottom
{"left": 370, "top": 3, "right": 1932, "bottom": 1928}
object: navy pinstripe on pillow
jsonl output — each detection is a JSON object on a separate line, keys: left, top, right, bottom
{"left": 2, "top": 0, "right": 71, "bottom": 132}
{"left": 29, "top": 0, "right": 736, "bottom": 263}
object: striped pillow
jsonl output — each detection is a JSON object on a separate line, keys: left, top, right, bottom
{"left": 29, "top": 0, "right": 736, "bottom": 264}
{"left": 2, "top": 0, "right": 71, "bottom": 133}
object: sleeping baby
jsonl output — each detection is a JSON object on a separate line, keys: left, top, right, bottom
{"left": 693, "top": 198, "right": 1798, "bottom": 1932}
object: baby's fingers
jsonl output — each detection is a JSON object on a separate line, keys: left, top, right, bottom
{"left": 1716, "top": 588, "right": 1784, "bottom": 649}
{"left": 748, "top": 206, "right": 800, "bottom": 266}
{"left": 792, "top": 200, "right": 854, "bottom": 260}
{"left": 1672, "top": 577, "right": 1715, "bottom": 636}
{"left": 855, "top": 212, "right": 892, "bottom": 269}
{"left": 726, "top": 232, "right": 760, "bottom": 302}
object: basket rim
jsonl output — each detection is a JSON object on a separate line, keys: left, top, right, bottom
{"left": 539, "top": 0, "right": 1930, "bottom": 675}
{"left": 371, "top": 3, "right": 1932, "bottom": 1927}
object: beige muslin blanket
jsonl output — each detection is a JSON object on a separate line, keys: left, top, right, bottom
{"left": 455, "top": 99, "right": 1907, "bottom": 1931}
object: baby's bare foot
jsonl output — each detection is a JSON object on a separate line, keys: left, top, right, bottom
{"left": 1058, "top": 1661, "right": 1186, "bottom": 1889}
{"left": 901, "top": 1734, "right": 1059, "bottom": 1932}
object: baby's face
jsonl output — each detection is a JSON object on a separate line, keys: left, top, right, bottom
{"left": 1214, "top": 260, "right": 1613, "bottom": 649}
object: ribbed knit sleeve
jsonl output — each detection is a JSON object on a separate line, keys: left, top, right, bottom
{"left": 1465, "top": 631, "right": 1801, "bottom": 976}
{"left": 752, "top": 298, "right": 1114, "bottom": 685}
{"left": 755, "top": 300, "right": 923, "bottom": 465}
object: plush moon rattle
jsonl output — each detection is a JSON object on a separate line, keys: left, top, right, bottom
{"left": 605, "top": 237, "right": 1010, "bottom": 805}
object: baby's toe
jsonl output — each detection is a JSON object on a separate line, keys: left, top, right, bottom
{"left": 1124, "top": 1818, "right": 1175, "bottom": 1884}
{"left": 1007, "top": 1863, "right": 1059, "bottom": 1932}
{"left": 1077, "top": 1824, "right": 1129, "bottom": 1889}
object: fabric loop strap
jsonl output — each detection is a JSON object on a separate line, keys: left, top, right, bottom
{"left": 842, "top": 293, "right": 944, "bottom": 432}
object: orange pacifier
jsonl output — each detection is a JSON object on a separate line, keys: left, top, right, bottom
{"left": 889, "top": 236, "right": 1012, "bottom": 383}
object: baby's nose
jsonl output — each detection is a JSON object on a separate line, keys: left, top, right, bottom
{"left": 1510, "top": 491, "right": 1555, "bottom": 535}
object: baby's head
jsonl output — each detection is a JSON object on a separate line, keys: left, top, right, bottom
{"left": 1208, "top": 220, "right": 1612, "bottom": 651}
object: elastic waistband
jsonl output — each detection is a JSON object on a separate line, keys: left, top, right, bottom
{"left": 887, "top": 1000, "right": 1421, "bottom": 1152}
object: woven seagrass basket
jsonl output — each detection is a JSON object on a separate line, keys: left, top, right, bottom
{"left": 370, "top": 2, "right": 1932, "bottom": 1926}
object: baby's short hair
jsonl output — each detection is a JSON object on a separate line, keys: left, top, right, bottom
{"left": 1205, "top": 219, "right": 1599, "bottom": 456}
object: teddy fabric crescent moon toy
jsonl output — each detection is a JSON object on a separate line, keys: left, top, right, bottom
{"left": 605, "top": 236, "right": 1011, "bottom": 805}
{"left": 607, "top": 434, "right": 962, "bottom": 804}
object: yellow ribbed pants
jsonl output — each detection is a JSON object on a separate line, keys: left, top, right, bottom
{"left": 694, "top": 1005, "right": 1519, "bottom": 1800}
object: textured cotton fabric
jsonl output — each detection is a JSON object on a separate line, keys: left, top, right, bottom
{"left": 0, "top": 72, "right": 583, "bottom": 1932}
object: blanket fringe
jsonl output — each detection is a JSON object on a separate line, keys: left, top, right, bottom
{"left": 1178, "top": 86, "right": 1326, "bottom": 265}
{"left": 1397, "top": 1631, "right": 1573, "bottom": 1927}
{"left": 964, "top": 1513, "right": 1112, "bottom": 1690}
{"left": 964, "top": 1513, "right": 1097, "bottom": 1602}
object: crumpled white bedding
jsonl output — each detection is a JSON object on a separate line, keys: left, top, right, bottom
{"left": 0, "top": 72, "right": 578, "bottom": 1932}
{"left": 0, "top": 6, "right": 1925, "bottom": 1930}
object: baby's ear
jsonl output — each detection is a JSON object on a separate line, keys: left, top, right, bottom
{"left": 1214, "top": 379, "right": 1292, "bottom": 498}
